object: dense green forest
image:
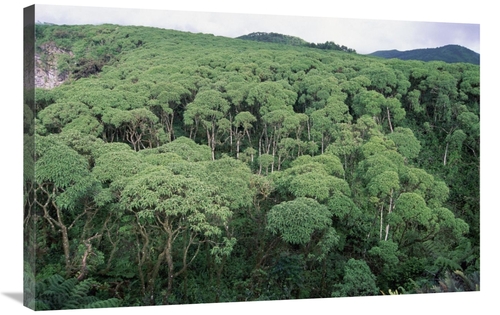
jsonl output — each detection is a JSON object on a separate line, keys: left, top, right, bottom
{"left": 237, "top": 32, "right": 357, "bottom": 53}
{"left": 24, "top": 23, "right": 479, "bottom": 309}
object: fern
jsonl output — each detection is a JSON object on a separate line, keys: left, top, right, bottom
{"left": 33, "top": 300, "right": 51, "bottom": 310}
{"left": 434, "top": 256, "right": 461, "bottom": 272}
{"left": 453, "top": 270, "right": 480, "bottom": 291}
{"left": 23, "top": 261, "right": 36, "bottom": 309}
{"left": 422, "top": 239, "right": 440, "bottom": 256}
{"left": 84, "top": 298, "right": 122, "bottom": 309}
{"left": 34, "top": 274, "right": 122, "bottom": 310}
{"left": 412, "top": 270, "right": 480, "bottom": 293}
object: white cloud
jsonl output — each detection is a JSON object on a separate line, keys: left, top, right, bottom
{"left": 34, "top": 3, "right": 480, "bottom": 54}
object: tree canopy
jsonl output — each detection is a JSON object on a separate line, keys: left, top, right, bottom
{"left": 25, "top": 23, "right": 480, "bottom": 309}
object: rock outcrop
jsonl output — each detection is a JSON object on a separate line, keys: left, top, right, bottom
{"left": 35, "top": 42, "right": 73, "bottom": 89}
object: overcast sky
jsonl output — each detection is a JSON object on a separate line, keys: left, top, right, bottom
{"left": 33, "top": 2, "right": 480, "bottom": 55}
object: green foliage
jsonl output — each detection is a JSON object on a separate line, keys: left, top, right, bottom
{"left": 37, "top": 101, "right": 91, "bottom": 133}
{"left": 387, "top": 127, "right": 421, "bottom": 160}
{"left": 93, "top": 149, "right": 144, "bottom": 184}
{"left": 29, "top": 23, "right": 479, "bottom": 307}
{"left": 35, "top": 135, "right": 91, "bottom": 189}
{"left": 391, "top": 193, "right": 431, "bottom": 226}
{"left": 35, "top": 134, "right": 100, "bottom": 211}
{"left": 211, "top": 237, "right": 238, "bottom": 264}
{"left": 268, "top": 252, "right": 305, "bottom": 299}
{"left": 34, "top": 274, "right": 121, "bottom": 310}
{"left": 122, "top": 167, "right": 232, "bottom": 238}
{"left": 332, "top": 259, "right": 379, "bottom": 297}
{"left": 157, "top": 136, "right": 212, "bottom": 161}
{"left": 237, "top": 32, "right": 308, "bottom": 46}
{"left": 368, "top": 241, "right": 400, "bottom": 290}
{"left": 237, "top": 32, "right": 356, "bottom": 53}
{"left": 267, "top": 197, "right": 331, "bottom": 245}
{"left": 23, "top": 262, "right": 36, "bottom": 309}
{"left": 413, "top": 270, "right": 479, "bottom": 293}
{"left": 200, "top": 156, "right": 254, "bottom": 210}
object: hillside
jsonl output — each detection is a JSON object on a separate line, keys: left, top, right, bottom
{"left": 368, "top": 44, "right": 480, "bottom": 65}
{"left": 237, "top": 31, "right": 356, "bottom": 53}
{"left": 26, "top": 23, "right": 479, "bottom": 309}
{"left": 237, "top": 31, "right": 308, "bottom": 46}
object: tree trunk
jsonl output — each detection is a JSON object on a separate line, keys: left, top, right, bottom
{"left": 170, "top": 112, "right": 175, "bottom": 141}
{"left": 246, "top": 128, "right": 252, "bottom": 144}
{"left": 211, "top": 124, "right": 216, "bottom": 160}
{"left": 384, "top": 189, "right": 394, "bottom": 241}
{"left": 61, "top": 225, "right": 72, "bottom": 276}
{"left": 379, "top": 204, "right": 384, "bottom": 240}
{"left": 321, "top": 134, "right": 325, "bottom": 154}
{"left": 229, "top": 116, "right": 233, "bottom": 148}
{"left": 77, "top": 234, "right": 100, "bottom": 281}
{"left": 307, "top": 119, "right": 311, "bottom": 141}
{"left": 386, "top": 106, "right": 394, "bottom": 133}
{"left": 164, "top": 234, "right": 174, "bottom": 304}
{"left": 135, "top": 220, "right": 149, "bottom": 300}
{"left": 236, "top": 138, "right": 240, "bottom": 159}
{"left": 443, "top": 142, "right": 449, "bottom": 166}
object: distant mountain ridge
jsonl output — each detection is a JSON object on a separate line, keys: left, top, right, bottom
{"left": 237, "top": 32, "right": 308, "bottom": 46}
{"left": 237, "top": 32, "right": 356, "bottom": 53}
{"left": 368, "top": 45, "right": 479, "bottom": 65}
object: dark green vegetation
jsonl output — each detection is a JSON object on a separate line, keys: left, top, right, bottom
{"left": 237, "top": 32, "right": 356, "bottom": 53}
{"left": 24, "top": 23, "right": 479, "bottom": 309}
{"left": 369, "top": 44, "right": 480, "bottom": 65}
{"left": 237, "top": 32, "right": 309, "bottom": 46}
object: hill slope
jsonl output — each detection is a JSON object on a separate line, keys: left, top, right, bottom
{"left": 236, "top": 32, "right": 308, "bottom": 46}
{"left": 368, "top": 44, "right": 479, "bottom": 65}
{"left": 237, "top": 31, "right": 356, "bottom": 53}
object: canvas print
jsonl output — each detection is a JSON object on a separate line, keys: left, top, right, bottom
{"left": 23, "top": 4, "right": 480, "bottom": 311}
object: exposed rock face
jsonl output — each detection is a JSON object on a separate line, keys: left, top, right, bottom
{"left": 35, "top": 42, "right": 73, "bottom": 89}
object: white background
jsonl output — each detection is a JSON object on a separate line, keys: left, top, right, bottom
{"left": 1, "top": 1, "right": 496, "bottom": 314}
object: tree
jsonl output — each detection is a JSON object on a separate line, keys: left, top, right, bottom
{"left": 294, "top": 73, "right": 345, "bottom": 113}
{"left": 62, "top": 115, "right": 104, "bottom": 138}
{"left": 332, "top": 259, "right": 378, "bottom": 297}
{"left": 184, "top": 89, "right": 230, "bottom": 160}
{"left": 352, "top": 90, "right": 405, "bottom": 132}
{"left": 100, "top": 107, "right": 160, "bottom": 150}
{"left": 387, "top": 127, "right": 421, "bottom": 161}
{"left": 352, "top": 89, "right": 384, "bottom": 121}
{"left": 359, "top": 64, "right": 403, "bottom": 96}
{"left": 310, "top": 97, "right": 352, "bottom": 153}
{"left": 273, "top": 158, "right": 350, "bottom": 203}
{"left": 390, "top": 192, "right": 433, "bottom": 246}
{"left": 233, "top": 111, "right": 257, "bottom": 159}
{"left": 34, "top": 135, "right": 101, "bottom": 276}
{"left": 148, "top": 81, "right": 191, "bottom": 141}
{"left": 325, "top": 123, "right": 362, "bottom": 179}
{"left": 37, "top": 101, "right": 92, "bottom": 134}
{"left": 267, "top": 197, "right": 331, "bottom": 245}
{"left": 120, "top": 167, "right": 233, "bottom": 304}
{"left": 367, "top": 170, "right": 400, "bottom": 241}
{"left": 155, "top": 136, "right": 212, "bottom": 162}
{"left": 368, "top": 240, "right": 400, "bottom": 291}
{"left": 92, "top": 149, "right": 145, "bottom": 185}
{"left": 383, "top": 97, "right": 406, "bottom": 133}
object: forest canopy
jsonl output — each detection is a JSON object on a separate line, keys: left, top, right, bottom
{"left": 24, "top": 23, "right": 479, "bottom": 309}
